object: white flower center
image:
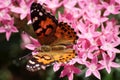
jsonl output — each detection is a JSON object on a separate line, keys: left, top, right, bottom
{"left": 23, "top": 7, "right": 27, "bottom": 11}
{"left": 85, "top": 33, "right": 92, "bottom": 39}
{"left": 108, "top": 5, "right": 115, "bottom": 12}
{"left": 5, "top": 25, "right": 11, "bottom": 31}
{"left": 0, "top": 11, "right": 4, "bottom": 17}
{"left": 88, "top": 2, "right": 95, "bottom": 10}
{"left": 5, "top": 0, "right": 11, "bottom": 6}
{"left": 105, "top": 43, "right": 112, "bottom": 49}
{"left": 90, "top": 64, "right": 97, "bottom": 71}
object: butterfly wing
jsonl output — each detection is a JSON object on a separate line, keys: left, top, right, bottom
{"left": 31, "top": 2, "right": 78, "bottom": 45}
{"left": 26, "top": 48, "right": 76, "bottom": 72}
{"left": 53, "top": 22, "right": 78, "bottom": 45}
{"left": 31, "top": 2, "right": 58, "bottom": 45}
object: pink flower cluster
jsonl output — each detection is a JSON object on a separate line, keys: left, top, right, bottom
{"left": 1, "top": 0, "right": 120, "bottom": 80}
{"left": 0, "top": 0, "right": 18, "bottom": 40}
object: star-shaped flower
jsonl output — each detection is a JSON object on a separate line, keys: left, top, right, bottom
{"left": 85, "top": 56, "right": 102, "bottom": 79}
{"left": 0, "top": 9, "right": 11, "bottom": 21}
{"left": 99, "top": 53, "right": 120, "bottom": 73}
{"left": 0, "top": 19, "right": 18, "bottom": 41}
{"left": 10, "top": 0, "right": 32, "bottom": 20}
{"left": 60, "top": 65, "right": 81, "bottom": 80}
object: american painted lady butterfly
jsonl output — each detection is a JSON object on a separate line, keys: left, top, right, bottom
{"left": 26, "top": 2, "right": 78, "bottom": 72}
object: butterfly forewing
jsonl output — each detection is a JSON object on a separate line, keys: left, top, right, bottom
{"left": 31, "top": 2, "right": 58, "bottom": 45}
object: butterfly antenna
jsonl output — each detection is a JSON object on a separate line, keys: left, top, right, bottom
{"left": 19, "top": 53, "right": 32, "bottom": 60}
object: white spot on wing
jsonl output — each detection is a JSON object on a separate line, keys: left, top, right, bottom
{"left": 34, "top": 9, "right": 36, "bottom": 11}
{"left": 32, "top": 17, "right": 38, "bottom": 23}
{"left": 29, "top": 60, "right": 35, "bottom": 64}
{"left": 37, "top": 67, "right": 40, "bottom": 70}
{"left": 35, "top": 64, "right": 40, "bottom": 67}
{"left": 37, "top": 9, "right": 39, "bottom": 12}
{"left": 26, "top": 65, "right": 29, "bottom": 68}
{"left": 39, "top": 12, "right": 43, "bottom": 16}
{"left": 31, "top": 10, "right": 33, "bottom": 13}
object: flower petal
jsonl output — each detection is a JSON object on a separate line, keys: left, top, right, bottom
{"left": 93, "top": 70, "right": 101, "bottom": 79}
{"left": 6, "top": 31, "right": 11, "bottom": 41}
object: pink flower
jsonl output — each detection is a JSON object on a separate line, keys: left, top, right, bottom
{"left": 84, "top": 10, "right": 108, "bottom": 25}
{"left": 0, "top": 19, "right": 18, "bottom": 41}
{"left": 77, "top": 21, "right": 101, "bottom": 46}
{"left": 43, "top": 0, "right": 63, "bottom": 13}
{"left": 0, "top": 0, "right": 11, "bottom": 9}
{"left": 100, "top": 39, "right": 120, "bottom": 57}
{"left": 0, "top": 9, "right": 11, "bottom": 21}
{"left": 63, "top": 0, "right": 77, "bottom": 10}
{"left": 53, "top": 63, "right": 62, "bottom": 72}
{"left": 60, "top": 65, "right": 81, "bottom": 80}
{"left": 37, "top": 0, "right": 46, "bottom": 4}
{"left": 58, "top": 12, "right": 77, "bottom": 28}
{"left": 10, "top": 0, "right": 32, "bottom": 20}
{"left": 101, "top": 20, "right": 120, "bottom": 42}
{"left": 25, "top": 36, "right": 40, "bottom": 51}
{"left": 99, "top": 53, "right": 120, "bottom": 73}
{"left": 21, "top": 32, "right": 40, "bottom": 50}
{"left": 63, "top": 0, "right": 82, "bottom": 20}
{"left": 21, "top": 32, "right": 33, "bottom": 49}
{"left": 115, "top": 0, "right": 120, "bottom": 5}
{"left": 102, "top": 1, "right": 120, "bottom": 16}
{"left": 100, "top": 21, "right": 120, "bottom": 57}
{"left": 77, "top": 1, "right": 108, "bottom": 25}
{"left": 85, "top": 56, "right": 102, "bottom": 79}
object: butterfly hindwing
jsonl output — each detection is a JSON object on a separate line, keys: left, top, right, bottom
{"left": 26, "top": 47, "right": 76, "bottom": 72}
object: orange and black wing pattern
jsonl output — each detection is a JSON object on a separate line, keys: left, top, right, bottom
{"left": 26, "top": 2, "right": 78, "bottom": 72}
{"left": 31, "top": 2, "right": 58, "bottom": 45}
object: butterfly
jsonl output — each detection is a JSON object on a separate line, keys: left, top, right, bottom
{"left": 26, "top": 2, "right": 78, "bottom": 72}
